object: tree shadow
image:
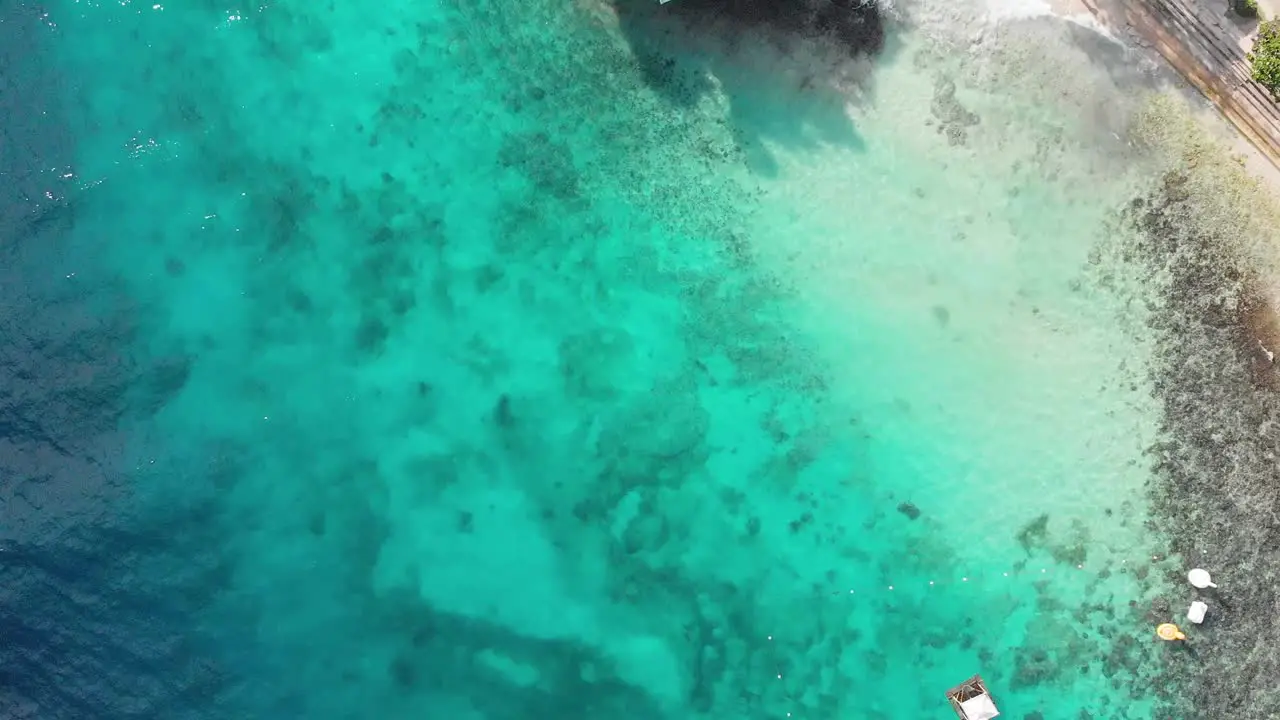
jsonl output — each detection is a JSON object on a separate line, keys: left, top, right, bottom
{"left": 1059, "top": 17, "right": 1163, "bottom": 94}
{"left": 1214, "top": 2, "right": 1261, "bottom": 50}
{"left": 609, "top": 0, "right": 900, "bottom": 175}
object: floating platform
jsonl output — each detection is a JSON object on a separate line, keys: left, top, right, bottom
{"left": 946, "top": 674, "right": 1000, "bottom": 720}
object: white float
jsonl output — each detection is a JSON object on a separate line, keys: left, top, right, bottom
{"left": 1187, "top": 600, "right": 1209, "bottom": 624}
{"left": 1188, "top": 568, "right": 1217, "bottom": 589}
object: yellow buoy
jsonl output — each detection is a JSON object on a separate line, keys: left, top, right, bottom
{"left": 1156, "top": 623, "right": 1186, "bottom": 641}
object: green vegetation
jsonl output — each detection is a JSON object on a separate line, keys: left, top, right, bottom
{"left": 1236, "top": 0, "right": 1260, "bottom": 18}
{"left": 1250, "top": 20, "right": 1280, "bottom": 96}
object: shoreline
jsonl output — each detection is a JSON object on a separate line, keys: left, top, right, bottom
{"left": 1061, "top": 0, "right": 1280, "bottom": 187}
{"left": 929, "top": 2, "right": 1280, "bottom": 714}
{"left": 1040, "top": 1, "right": 1280, "bottom": 716}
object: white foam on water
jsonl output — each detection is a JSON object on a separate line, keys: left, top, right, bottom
{"left": 982, "top": 0, "right": 1055, "bottom": 21}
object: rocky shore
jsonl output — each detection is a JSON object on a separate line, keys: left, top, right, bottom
{"left": 1114, "top": 93, "right": 1280, "bottom": 718}
{"left": 969, "top": 2, "right": 1280, "bottom": 714}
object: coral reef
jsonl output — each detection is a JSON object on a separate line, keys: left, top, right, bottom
{"left": 1109, "top": 95, "right": 1280, "bottom": 719}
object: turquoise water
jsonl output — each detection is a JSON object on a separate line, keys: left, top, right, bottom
{"left": 5, "top": 0, "right": 1246, "bottom": 717}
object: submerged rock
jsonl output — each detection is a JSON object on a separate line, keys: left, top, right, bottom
{"left": 931, "top": 76, "right": 980, "bottom": 147}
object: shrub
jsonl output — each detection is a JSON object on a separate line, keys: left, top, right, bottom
{"left": 1236, "top": 0, "right": 1260, "bottom": 18}
{"left": 1249, "top": 20, "right": 1280, "bottom": 96}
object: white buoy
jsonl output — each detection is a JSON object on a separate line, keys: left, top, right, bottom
{"left": 1187, "top": 600, "right": 1209, "bottom": 624}
{"left": 1188, "top": 568, "right": 1217, "bottom": 589}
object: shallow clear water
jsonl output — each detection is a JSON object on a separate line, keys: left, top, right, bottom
{"left": 1, "top": 0, "right": 1228, "bottom": 717}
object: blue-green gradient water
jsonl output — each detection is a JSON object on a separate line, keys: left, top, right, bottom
{"left": 3, "top": 0, "right": 1233, "bottom": 717}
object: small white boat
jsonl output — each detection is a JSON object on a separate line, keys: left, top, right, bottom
{"left": 946, "top": 674, "right": 1000, "bottom": 720}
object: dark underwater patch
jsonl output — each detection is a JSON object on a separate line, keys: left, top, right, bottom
{"left": 657, "top": 0, "right": 885, "bottom": 57}
{"left": 607, "top": 0, "right": 886, "bottom": 170}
